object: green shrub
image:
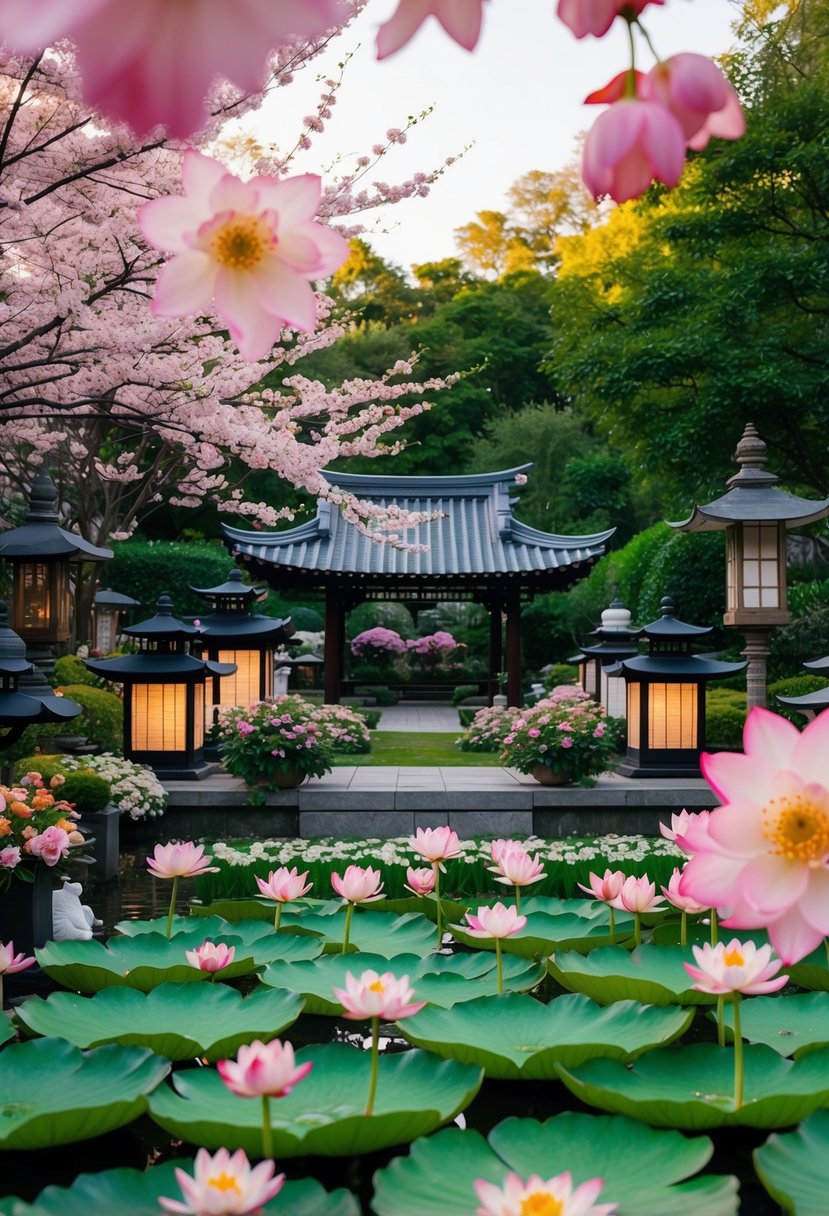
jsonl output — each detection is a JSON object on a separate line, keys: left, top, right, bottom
{"left": 287, "top": 605, "right": 324, "bottom": 632}
{"left": 0, "top": 722, "right": 68, "bottom": 766}
{"left": 58, "top": 769, "right": 113, "bottom": 814}
{"left": 705, "top": 687, "right": 746, "bottom": 750}
{"left": 13, "top": 753, "right": 70, "bottom": 783}
{"left": 53, "top": 655, "right": 99, "bottom": 688}
{"left": 458, "top": 708, "right": 477, "bottom": 728}
{"left": 56, "top": 685, "right": 123, "bottom": 752}
{"left": 768, "top": 674, "right": 829, "bottom": 724}
{"left": 636, "top": 531, "right": 726, "bottom": 628}
{"left": 346, "top": 602, "right": 415, "bottom": 640}
{"left": 353, "top": 685, "right": 399, "bottom": 705}
{"left": 355, "top": 708, "right": 382, "bottom": 730}
{"left": 106, "top": 539, "right": 234, "bottom": 616}
{"left": 351, "top": 664, "right": 401, "bottom": 684}
{"left": 542, "top": 663, "right": 580, "bottom": 691}
{"left": 768, "top": 606, "right": 829, "bottom": 683}
{"left": 451, "top": 683, "right": 479, "bottom": 706}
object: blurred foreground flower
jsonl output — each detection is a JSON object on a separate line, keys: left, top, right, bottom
{"left": 0, "top": 939, "right": 35, "bottom": 1010}
{"left": 376, "top": 0, "right": 486, "bottom": 59}
{"left": 159, "top": 1146, "right": 285, "bottom": 1216}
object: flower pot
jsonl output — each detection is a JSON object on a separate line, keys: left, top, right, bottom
{"left": 531, "top": 764, "right": 571, "bottom": 786}
{"left": 269, "top": 765, "right": 308, "bottom": 790}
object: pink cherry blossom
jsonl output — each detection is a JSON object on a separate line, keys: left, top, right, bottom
{"left": 26, "top": 826, "right": 70, "bottom": 866}
{"left": 615, "top": 874, "right": 666, "bottom": 914}
{"left": 661, "top": 867, "right": 708, "bottom": 915}
{"left": 333, "top": 969, "right": 426, "bottom": 1020}
{"left": 159, "top": 1146, "right": 285, "bottom": 1216}
{"left": 577, "top": 868, "right": 625, "bottom": 903}
{"left": 0, "top": 941, "right": 35, "bottom": 975}
{"left": 147, "top": 841, "right": 218, "bottom": 879}
{"left": 377, "top": 0, "right": 487, "bottom": 60}
{"left": 0, "top": 0, "right": 347, "bottom": 139}
{"left": 582, "top": 99, "right": 686, "bottom": 203}
{"left": 475, "top": 1170, "right": 617, "bottom": 1216}
{"left": 139, "top": 150, "right": 349, "bottom": 362}
{"left": 679, "top": 707, "right": 829, "bottom": 964}
{"left": 404, "top": 866, "right": 436, "bottom": 896}
{"left": 643, "top": 53, "right": 745, "bottom": 147}
{"left": 185, "top": 941, "right": 236, "bottom": 974}
{"left": 489, "top": 848, "right": 546, "bottom": 888}
{"left": 463, "top": 902, "right": 527, "bottom": 939}
{"left": 557, "top": 0, "right": 661, "bottom": 40}
{"left": 330, "top": 864, "right": 384, "bottom": 903}
{"left": 217, "top": 1038, "right": 312, "bottom": 1098}
{"left": 256, "top": 866, "right": 312, "bottom": 904}
{"left": 683, "top": 939, "right": 788, "bottom": 996}
{"left": 410, "top": 825, "right": 462, "bottom": 867}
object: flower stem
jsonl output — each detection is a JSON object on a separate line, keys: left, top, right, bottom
{"left": 710, "top": 908, "right": 718, "bottom": 946}
{"left": 495, "top": 938, "right": 503, "bottom": 995}
{"left": 717, "top": 994, "right": 726, "bottom": 1047}
{"left": 732, "top": 993, "right": 744, "bottom": 1109}
{"left": 433, "top": 863, "right": 442, "bottom": 949}
{"left": 274, "top": 902, "right": 282, "bottom": 933}
{"left": 633, "top": 911, "right": 641, "bottom": 948}
{"left": 609, "top": 905, "right": 616, "bottom": 944}
{"left": 680, "top": 910, "right": 687, "bottom": 947}
{"left": 165, "top": 875, "right": 179, "bottom": 940}
{"left": 261, "top": 1094, "right": 273, "bottom": 1160}
{"left": 514, "top": 885, "right": 521, "bottom": 915}
{"left": 342, "top": 901, "right": 354, "bottom": 955}
{"left": 364, "top": 1016, "right": 380, "bottom": 1117}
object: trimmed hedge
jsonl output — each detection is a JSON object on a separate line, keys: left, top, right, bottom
{"left": 53, "top": 655, "right": 99, "bottom": 688}
{"left": 55, "top": 684, "right": 124, "bottom": 753}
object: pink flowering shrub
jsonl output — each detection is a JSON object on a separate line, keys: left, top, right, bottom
{"left": 217, "top": 695, "right": 334, "bottom": 794}
{"left": 350, "top": 627, "right": 409, "bottom": 659}
{"left": 310, "top": 703, "right": 372, "bottom": 754}
{"left": 500, "top": 687, "right": 619, "bottom": 784}
{"left": 407, "top": 630, "right": 465, "bottom": 672}
{"left": 0, "top": 773, "right": 84, "bottom": 889}
{"left": 458, "top": 705, "right": 520, "bottom": 753}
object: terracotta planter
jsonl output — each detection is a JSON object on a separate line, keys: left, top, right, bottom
{"left": 531, "top": 764, "right": 571, "bottom": 786}
{"left": 269, "top": 765, "right": 308, "bottom": 790}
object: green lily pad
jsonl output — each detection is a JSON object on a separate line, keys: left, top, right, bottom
{"left": 14, "top": 983, "right": 304, "bottom": 1061}
{"left": 717, "top": 992, "right": 829, "bottom": 1058}
{"left": 376, "top": 894, "right": 470, "bottom": 924}
{"left": 0, "top": 1161, "right": 357, "bottom": 1216}
{"left": 547, "top": 945, "right": 717, "bottom": 1006}
{"left": 0, "top": 1038, "right": 169, "bottom": 1149}
{"left": 316, "top": 910, "right": 437, "bottom": 957}
{"left": 450, "top": 910, "right": 635, "bottom": 959}
{"left": 260, "top": 952, "right": 543, "bottom": 1014}
{"left": 400, "top": 993, "right": 693, "bottom": 1079}
{"left": 113, "top": 916, "right": 323, "bottom": 963}
{"left": 754, "top": 1110, "right": 829, "bottom": 1215}
{"left": 36, "top": 934, "right": 262, "bottom": 993}
{"left": 191, "top": 898, "right": 344, "bottom": 930}
{"left": 148, "top": 1042, "right": 482, "bottom": 1158}
{"left": 556, "top": 1043, "right": 829, "bottom": 1129}
{"left": 0, "top": 1018, "right": 15, "bottom": 1048}
{"left": 786, "top": 945, "right": 829, "bottom": 993}
{"left": 372, "top": 1112, "right": 738, "bottom": 1216}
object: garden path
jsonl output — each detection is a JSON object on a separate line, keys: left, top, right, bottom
{"left": 373, "top": 701, "right": 461, "bottom": 731}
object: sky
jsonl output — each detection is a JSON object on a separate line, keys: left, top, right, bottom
{"left": 251, "top": 0, "right": 742, "bottom": 271}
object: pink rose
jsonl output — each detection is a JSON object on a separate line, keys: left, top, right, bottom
{"left": 0, "top": 846, "right": 21, "bottom": 869}
{"left": 28, "top": 826, "right": 71, "bottom": 866}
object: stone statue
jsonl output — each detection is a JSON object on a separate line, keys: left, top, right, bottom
{"left": 52, "top": 880, "right": 101, "bottom": 941}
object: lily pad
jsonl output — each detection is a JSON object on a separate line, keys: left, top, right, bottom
{"left": 191, "top": 898, "right": 344, "bottom": 930}
{"left": 400, "top": 993, "right": 693, "bottom": 1079}
{"left": 148, "top": 1042, "right": 482, "bottom": 1158}
{"left": 786, "top": 945, "right": 829, "bottom": 993}
{"left": 450, "top": 910, "right": 635, "bottom": 959}
{"left": 14, "top": 983, "right": 304, "bottom": 1061}
{"left": 754, "top": 1109, "right": 829, "bottom": 1215}
{"left": 113, "top": 916, "right": 323, "bottom": 964}
{"left": 375, "top": 894, "right": 470, "bottom": 924}
{"left": 0, "top": 1038, "right": 169, "bottom": 1149}
{"left": 372, "top": 1111, "right": 738, "bottom": 1216}
{"left": 36, "top": 934, "right": 261, "bottom": 993}
{"left": 260, "top": 952, "right": 543, "bottom": 1014}
{"left": 556, "top": 1043, "right": 829, "bottom": 1129}
{"left": 717, "top": 992, "right": 829, "bottom": 1058}
{"left": 0, "top": 1018, "right": 15, "bottom": 1049}
{"left": 0, "top": 1161, "right": 357, "bottom": 1216}
{"left": 316, "top": 910, "right": 438, "bottom": 957}
{"left": 547, "top": 945, "right": 717, "bottom": 1006}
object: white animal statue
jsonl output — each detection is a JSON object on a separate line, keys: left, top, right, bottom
{"left": 52, "top": 880, "right": 101, "bottom": 941}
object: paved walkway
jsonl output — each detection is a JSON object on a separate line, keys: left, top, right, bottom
{"left": 374, "top": 701, "right": 462, "bottom": 732}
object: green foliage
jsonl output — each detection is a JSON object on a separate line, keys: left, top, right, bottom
{"left": 286, "top": 605, "right": 324, "bottom": 631}
{"left": 768, "top": 674, "right": 829, "bottom": 723}
{"left": 105, "top": 539, "right": 234, "bottom": 616}
{"left": 355, "top": 708, "right": 382, "bottom": 730}
{"left": 57, "top": 685, "right": 124, "bottom": 752}
{"left": 768, "top": 606, "right": 829, "bottom": 682}
{"left": 346, "top": 602, "right": 415, "bottom": 640}
{"left": 451, "top": 684, "right": 480, "bottom": 706}
{"left": 53, "top": 655, "right": 98, "bottom": 688}
{"left": 354, "top": 684, "right": 399, "bottom": 705}
{"left": 58, "top": 769, "right": 113, "bottom": 814}
{"left": 217, "top": 695, "right": 334, "bottom": 791}
{"left": 705, "top": 688, "right": 747, "bottom": 750}
{"left": 635, "top": 531, "right": 726, "bottom": 628}
{"left": 457, "top": 708, "right": 477, "bottom": 728}
{"left": 543, "top": 664, "right": 580, "bottom": 691}
{"left": 13, "top": 753, "right": 67, "bottom": 783}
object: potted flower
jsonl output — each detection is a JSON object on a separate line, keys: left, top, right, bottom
{"left": 499, "top": 686, "right": 619, "bottom": 786}
{"left": 217, "top": 694, "right": 334, "bottom": 798}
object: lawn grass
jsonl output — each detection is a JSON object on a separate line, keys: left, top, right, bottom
{"left": 334, "top": 730, "right": 502, "bottom": 766}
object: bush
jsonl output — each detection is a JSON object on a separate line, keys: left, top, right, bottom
{"left": 458, "top": 705, "right": 519, "bottom": 752}
{"left": 768, "top": 675, "right": 829, "bottom": 724}
{"left": 53, "top": 655, "right": 99, "bottom": 688}
{"left": 768, "top": 606, "right": 829, "bottom": 683}
{"left": 355, "top": 684, "right": 399, "bottom": 705}
{"left": 14, "top": 753, "right": 70, "bottom": 784}
{"left": 705, "top": 688, "right": 746, "bottom": 750}
{"left": 14, "top": 752, "right": 168, "bottom": 819}
{"left": 500, "top": 687, "right": 618, "bottom": 784}
{"left": 542, "top": 663, "right": 580, "bottom": 691}
{"left": 458, "top": 708, "right": 477, "bottom": 728}
{"left": 351, "top": 663, "right": 402, "bottom": 684}
{"left": 58, "top": 769, "right": 113, "bottom": 814}
{"left": 636, "top": 530, "right": 726, "bottom": 629}
{"left": 356, "top": 708, "right": 382, "bottom": 730}
{"left": 106, "top": 539, "right": 234, "bottom": 616}
{"left": 56, "top": 685, "right": 124, "bottom": 752}
{"left": 0, "top": 721, "right": 71, "bottom": 766}
{"left": 451, "top": 684, "right": 479, "bottom": 707}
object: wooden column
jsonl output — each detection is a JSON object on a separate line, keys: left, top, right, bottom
{"left": 324, "top": 584, "right": 343, "bottom": 704}
{"left": 505, "top": 587, "right": 522, "bottom": 707}
{"left": 487, "top": 599, "right": 502, "bottom": 705}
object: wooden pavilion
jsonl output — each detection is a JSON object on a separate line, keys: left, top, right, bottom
{"left": 223, "top": 466, "right": 613, "bottom": 706}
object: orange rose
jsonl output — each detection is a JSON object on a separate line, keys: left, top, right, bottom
{"left": 0, "top": 817, "right": 11, "bottom": 837}
{"left": 30, "top": 793, "right": 53, "bottom": 812}
{"left": 56, "top": 818, "right": 74, "bottom": 832}
{"left": 9, "top": 800, "right": 32, "bottom": 819}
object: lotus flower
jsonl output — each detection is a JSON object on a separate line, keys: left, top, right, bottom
{"left": 410, "top": 825, "right": 462, "bottom": 866}
{"left": 159, "top": 1146, "right": 285, "bottom": 1216}
{"left": 679, "top": 707, "right": 829, "bottom": 964}
{"left": 557, "top": 0, "right": 660, "bottom": 39}
{"left": 217, "top": 1038, "right": 312, "bottom": 1099}
{"left": 0, "top": 940, "right": 35, "bottom": 975}
{"left": 256, "top": 865, "right": 312, "bottom": 929}
{"left": 377, "top": 0, "right": 487, "bottom": 59}
{"left": 185, "top": 941, "right": 235, "bottom": 974}
{"left": 684, "top": 939, "right": 788, "bottom": 996}
{"left": 614, "top": 874, "right": 666, "bottom": 914}
{"left": 463, "top": 902, "right": 527, "bottom": 939}
{"left": 578, "top": 868, "right": 625, "bottom": 903}
{"left": 404, "top": 866, "right": 436, "bottom": 896}
{"left": 489, "top": 848, "right": 545, "bottom": 887}
{"left": 490, "top": 838, "right": 525, "bottom": 864}
{"left": 659, "top": 809, "right": 710, "bottom": 852}
{"left": 333, "top": 969, "right": 426, "bottom": 1021}
{"left": 147, "top": 841, "right": 218, "bottom": 879}
{"left": 331, "top": 864, "right": 384, "bottom": 903}
{"left": 475, "top": 1170, "right": 617, "bottom": 1216}
{"left": 662, "top": 867, "right": 708, "bottom": 915}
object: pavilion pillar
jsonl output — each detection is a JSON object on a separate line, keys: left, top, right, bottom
{"left": 505, "top": 587, "right": 522, "bottom": 707}
{"left": 487, "top": 600, "right": 502, "bottom": 704}
{"left": 324, "top": 585, "right": 343, "bottom": 704}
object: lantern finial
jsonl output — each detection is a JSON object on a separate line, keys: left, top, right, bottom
{"left": 727, "top": 423, "right": 779, "bottom": 489}
{"left": 25, "top": 467, "right": 61, "bottom": 524}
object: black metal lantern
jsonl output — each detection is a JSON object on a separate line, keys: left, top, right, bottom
{"left": 618, "top": 597, "right": 746, "bottom": 778}
{"left": 0, "top": 602, "right": 82, "bottom": 754}
{"left": 579, "top": 597, "right": 639, "bottom": 720}
{"left": 84, "top": 594, "right": 235, "bottom": 779}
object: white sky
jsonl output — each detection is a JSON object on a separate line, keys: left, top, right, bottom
{"left": 251, "top": 0, "right": 742, "bottom": 270}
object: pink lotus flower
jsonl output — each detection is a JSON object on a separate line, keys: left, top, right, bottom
{"left": 463, "top": 902, "right": 527, "bottom": 939}
{"left": 0, "top": 941, "right": 35, "bottom": 975}
{"left": 377, "top": 0, "right": 486, "bottom": 59}
{"left": 0, "top": 0, "right": 347, "bottom": 139}
{"left": 475, "top": 1170, "right": 617, "bottom": 1216}
{"left": 615, "top": 874, "right": 666, "bottom": 914}
{"left": 147, "top": 841, "right": 218, "bottom": 879}
{"left": 333, "top": 969, "right": 426, "bottom": 1020}
{"left": 489, "top": 849, "right": 546, "bottom": 888}
{"left": 185, "top": 941, "right": 236, "bottom": 974}
{"left": 578, "top": 868, "right": 625, "bottom": 903}
{"left": 679, "top": 707, "right": 829, "bottom": 964}
{"left": 684, "top": 939, "right": 788, "bottom": 996}
{"left": 256, "top": 866, "right": 312, "bottom": 904}
{"left": 643, "top": 53, "right": 745, "bottom": 148}
{"left": 490, "top": 838, "right": 525, "bottom": 864}
{"left": 659, "top": 808, "right": 710, "bottom": 850}
{"left": 217, "top": 1038, "right": 312, "bottom": 1099}
{"left": 557, "top": 0, "right": 660, "bottom": 39}
{"left": 26, "top": 825, "right": 71, "bottom": 866}
{"left": 139, "top": 150, "right": 349, "bottom": 362}
{"left": 159, "top": 1146, "right": 285, "bottom": 1216}
{"left": 331, "top": 864, "right": 384, "bottom": 903}
{"left": 410, "top": 825, "right": 462, "bottom": 867}
{"left": 404, "top": 866, "right": 436, "bottom": 896}
{"left": 582, "top": 99, "right": 686, "bottom": 203}
{"left": 661, "top": 867, "right": 708, "bottom": 915}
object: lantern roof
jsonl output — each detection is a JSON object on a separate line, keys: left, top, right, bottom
{"left": 85, "top": 652, "right": 234, "bottom": 679}
{"left": 803, "top": 656, "right": 829, "bottom": 672}
{"left": 0, "top": 468, "right": 113, "bottom": 562}
{"left": 190, "top": 570, "right": 294, "bottom": 645}
{"left": 0, "top": 602, "right": 81, "bottom": 725}
{"left": 94, "top": 588, "right": 140, "bottom": 607}
{"left": 638, "top": 596, "right": 712, "bottom": 641}
{"left": 122, "top": 594, "right": 199, "bottom": 640}
{"left": 620, "top": 596, "right": 747, "bottom": 680}
{"left": 777, "top": 690, "right": 829, "bottom": 712}
{"left": 669, "top": 423, "right": 829, "bottom": 533}
{"left": 189, "top": 568, "right": 267, "bottom": 605}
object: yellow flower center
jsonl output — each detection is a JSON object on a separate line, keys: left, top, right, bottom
{"left": 723, "top": 947, "right": 745, "bottom": 967}
{"left": 520, "top": 1193, "right": 563, "bottom": 1216}
{"left": 208, "top": 214, "right": 275, "bottom": 271}
{"left": 208, "top": 1171, "right": 242, "bottom": 1195}
{"left": 763, "top": 794, "right": 829, "bottom": 863}
{"left": 369, "top": 980, "right": 385, "bottom": 993}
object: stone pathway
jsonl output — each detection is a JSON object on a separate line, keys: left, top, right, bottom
{"left": 374, "top": 701, "right": 462, "bottom": 732}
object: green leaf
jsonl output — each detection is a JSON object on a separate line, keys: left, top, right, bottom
{"left": 548, "top": 945, "right": 716, "bottom": 1005}
{"left": 786, "top": 945, "right": 829, "bottom": 993}
{"left": 317, "top": 910, "right": 438, "bottom": 957}
{"left": 148, "top": 1042, "right": 482, "bottom": 1158}
{"left": 14, "top": 983, "right": 303, "bottom": 1062}
{"left": 556, "top": 1044, "right": 829, "bottom": 1129}
{"left": 450, "top": 910, "right": 635, "bottom": 959}
{"left": 0, "top": 1038, "right": 169, "bottom": 1149}
{"left": 717, "top": 992, "right": 829, "bottom": 1058}
{"left": 113, "top": 916, "right": 324, "bottom": 963}
{"left": 0, "top": 1161, "right": 357, "bottom": 1216}
{"left": 260, "top": 952, "right": 543, "bottom": 1014}
{"left": 754, "top": 1110, "right": 829, "bottom": 1216}
{"left": 399, "top": 993, "right": 693, "bottom": 1079}
{"left": 35, "top": 934, "right": 261, "bottom": 993}
{"left": 0, "top": 1017, "right": 15, "bottom": 1048}
{"left": 372, "top": 1113, "right": 738, "bottom": 1216}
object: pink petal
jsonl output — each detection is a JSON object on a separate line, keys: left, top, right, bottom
{"left": 208, "top": 174, "right": 258, "bottom": 215}
{"left": 743, "top": 706, "right": 801, "bottom": 771}
{"left": 250, "top": 259, "right": 318, "bottom": 332}
{"left": 151, "top": 253, "right": 217, "bottom": 316}
{"left": 182, "top": 149, "right": 229, "bottom": 198}
{"left": 792, "top": 708, "right": 829, "bottom": 786}
{"left": 668, "top": 53, "right": 729, "bottom": 114}
{"left": 701, "top": 749, "right": 778, "bottom": 805}
{"left": 678, "top": 851, "right": 746, "bottom": 907}
{"left": 435, "top": 0, "right": 485, "bottom": 51}
{"left": 640, "top": 105, "right": 686, "bottom": 186}
{"left": 214, "top": 267, "right": 282, "bottom": 361}
{"left": 277, "top": 231, "right": 326, "bottom": 273}
{"left": 139, "top": 195, "right": 203, "bottom": 254}
{"left": 706, "top": 804, "right": 766, "bottom": 854}
{"left": 767, "top": 907, "right": 827, "bottom": 965}
{"left": 799, "top": 867, "right": 829, "bottom": 933}
{"left": 299, "top": 222, "right": 350, "bottom": 275}
{"left": 257, "top": 174, "right": 322, "bottom": 227}
{"left": 0, "top": 0, "right": 111, "bottom": 46}
{"left": 740, "top": 852, "right": 809, "bottom": 914}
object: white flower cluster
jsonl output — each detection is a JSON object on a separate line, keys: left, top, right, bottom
{"left": 61, "top": 752, "right": 167, "bottom": 819}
